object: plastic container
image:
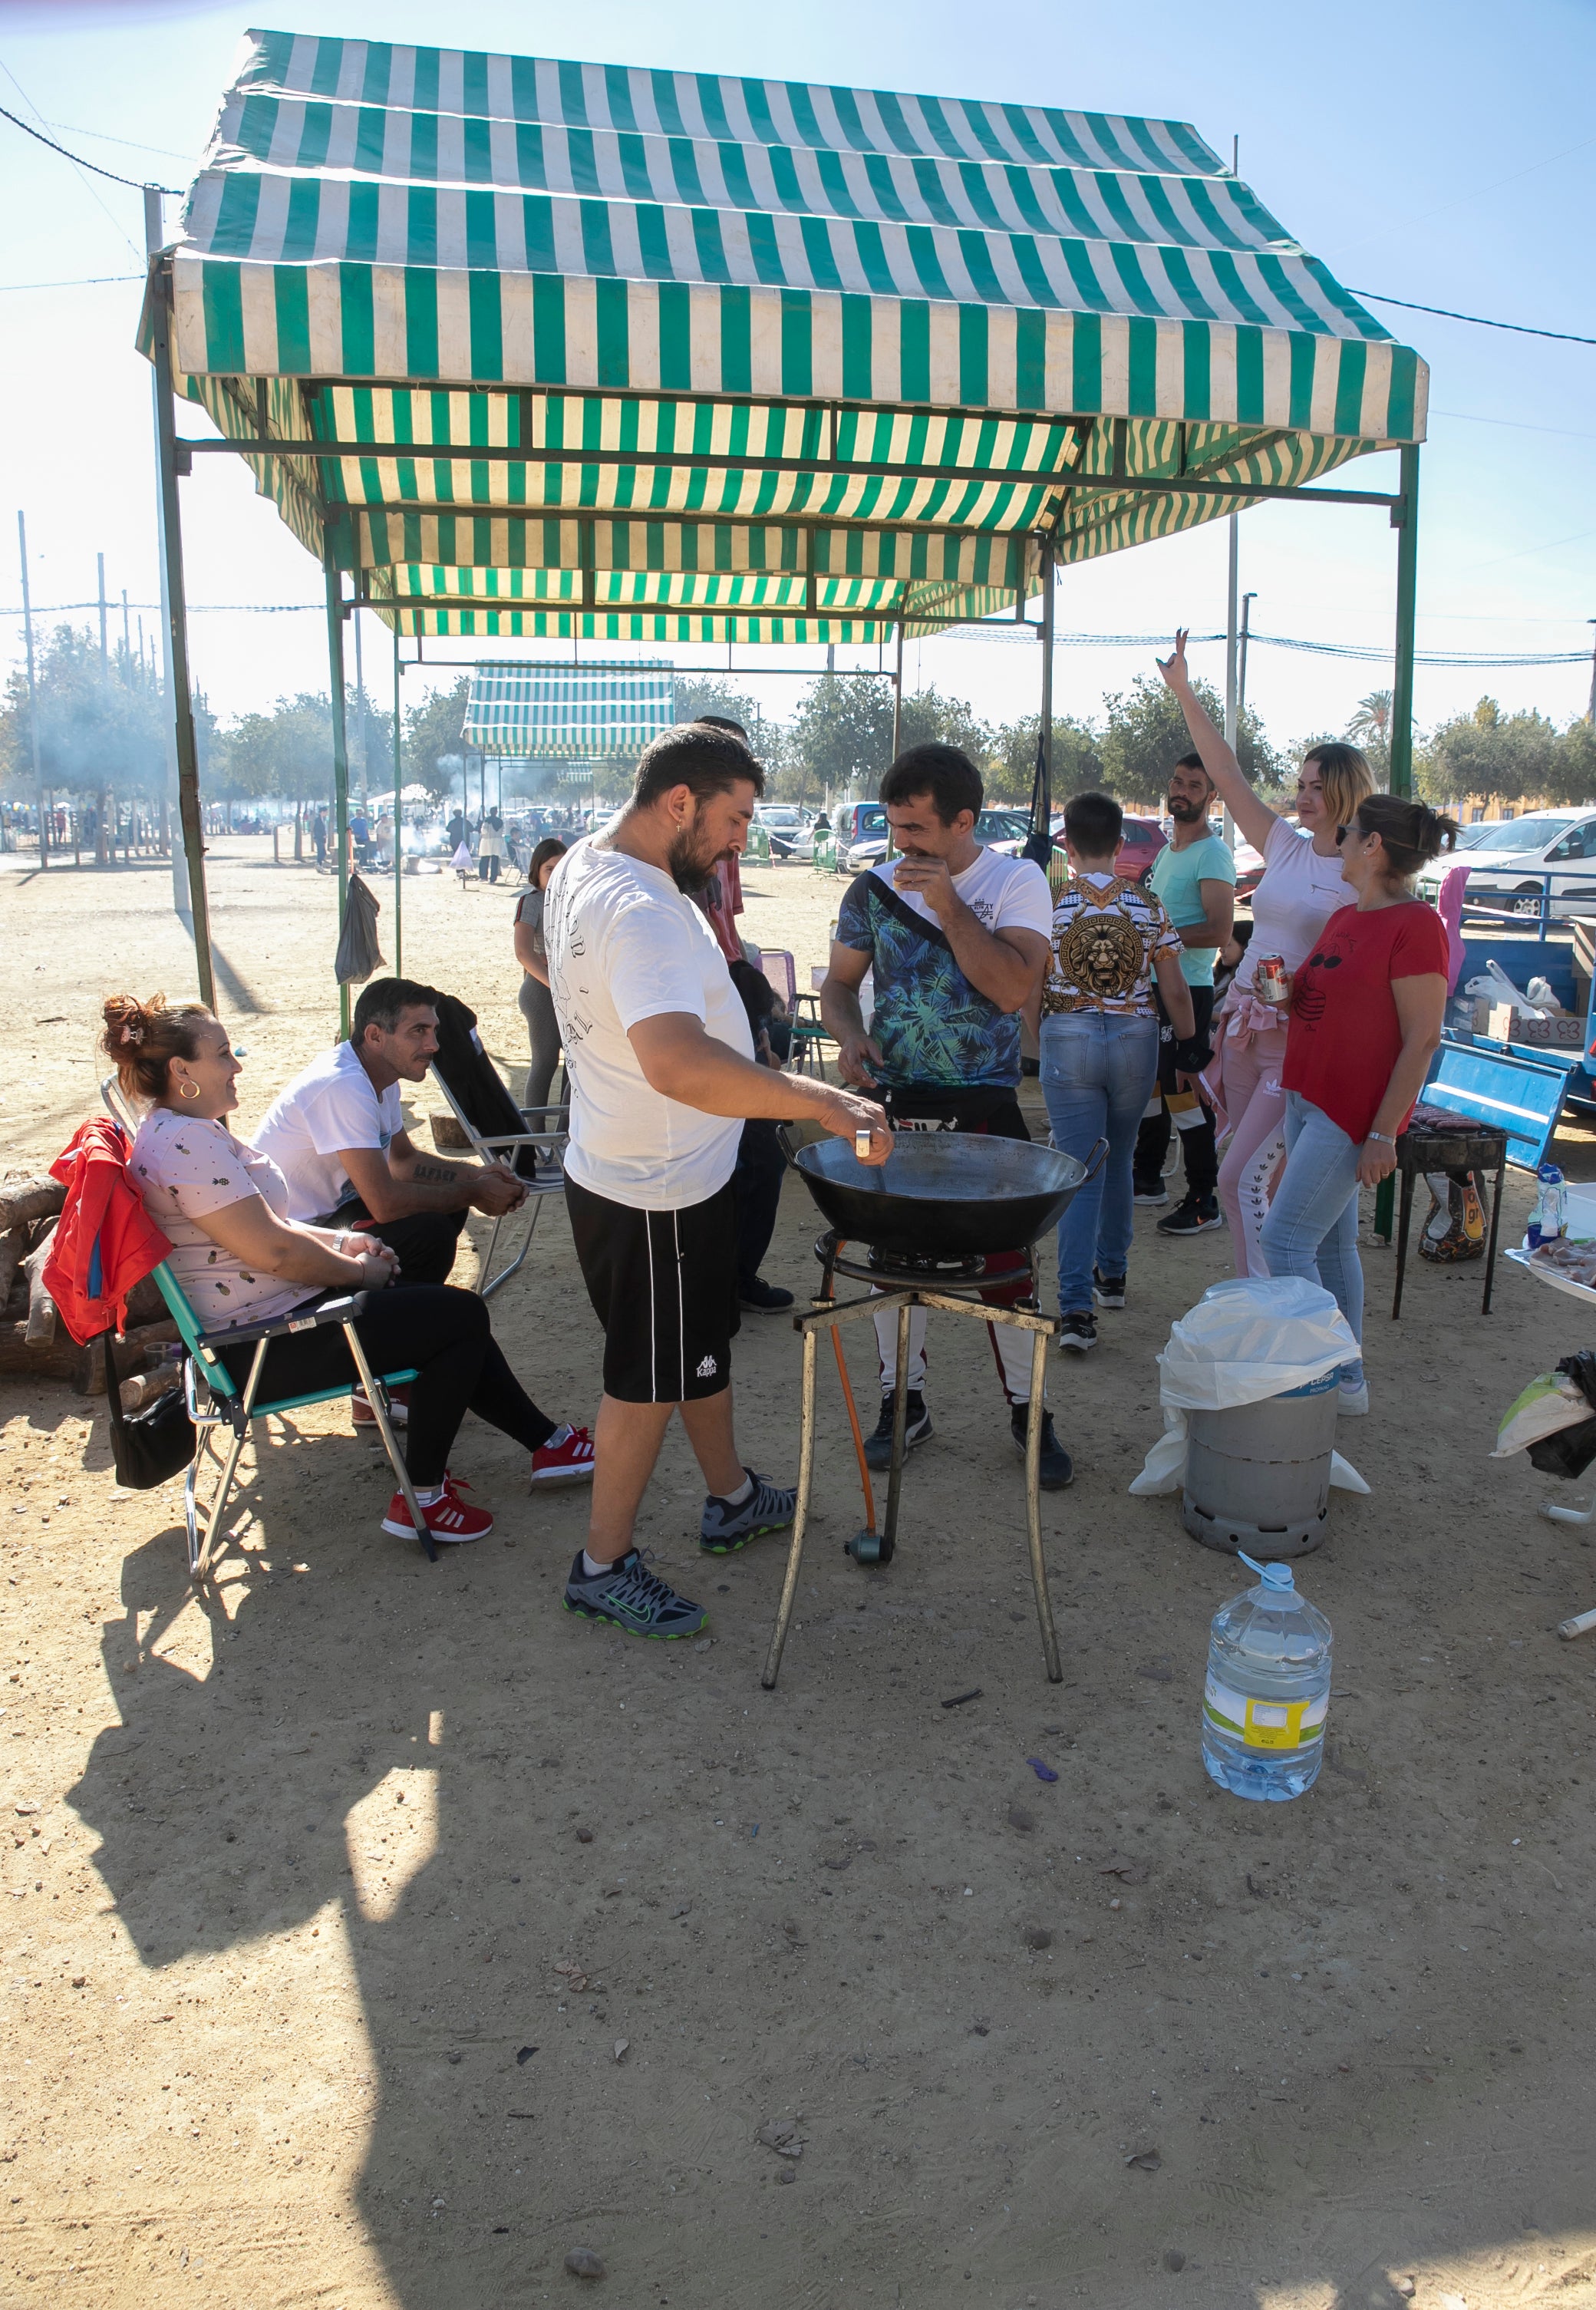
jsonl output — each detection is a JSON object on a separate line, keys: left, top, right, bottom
{"left": 1182, "top": 1368, "right": 1339, "bottom": 1558}
{"left": 1535, "top": 1164, "right": 1567, "bottom": 1243}
{"left": 1202, "top": 1553, "right": 1332, "bottom": 1802}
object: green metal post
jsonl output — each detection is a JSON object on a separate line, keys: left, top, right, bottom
{"left": 1389, "top": 444, "right": 1420, "bottom": 800}
{"left": 148, "top": 253, "right": 216, "bottom": 1009}
{"left": 325, "top": 546, "right": 351, "bottom": 1038}
{"left": 391, "top": 619, "right": 404, "bottom": 979}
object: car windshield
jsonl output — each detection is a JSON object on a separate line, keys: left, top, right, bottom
{"left": 758, "top": 807, "right": 803, "bottom": 827}
{"left": 1472, "top": 816, "right": 1574, "bottom": 852}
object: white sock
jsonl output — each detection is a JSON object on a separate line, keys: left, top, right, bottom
{"left": 582, "top": 1547, "right": 622, "bottom": 1577}
{"left": 414, "top": 1483, "right": 445, "bottom": 1506}
{"left": 720, "top": 1472, "right": 754, "bottom": 1507}
{"left": 541, "top": 1423, "right": 572, "bottom": 1450}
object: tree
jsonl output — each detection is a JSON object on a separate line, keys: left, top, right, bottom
{"left": 988, "top": 712, "right": 1105, "bottom": 807}
{"left": 1552, "top": 717, "right": 1596, "bottom": 806}
{"left": 1100, "top": 672, "right": 1279, "bottom": 806}
{"left": 402, "top": 676, "right": 471, "bottom": 802}
{"left": 1418, "top": 696, "right": 1560, "bottom": 810}
{"left": 0, "top": 622, "right": 167, "bottom": 863}
{"left": 785, "top": 672, "right": 897, "bottom": 801}
{"left": 1346, "top": 690, "right": 1393, "bottom": 780}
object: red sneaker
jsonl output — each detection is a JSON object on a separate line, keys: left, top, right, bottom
{"left": 381, "top": 1477, "right": 493, "bottom": 1544}
{"left": 529, "top": 1424, "right": 596, "bottom": 1486}
{"left": 353, "top": 1384, "right": 411, "bottom": 1429}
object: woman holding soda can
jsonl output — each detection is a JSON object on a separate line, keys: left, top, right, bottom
{"left": 1155, "top": 633, "right": 1375, "bottom": 1276}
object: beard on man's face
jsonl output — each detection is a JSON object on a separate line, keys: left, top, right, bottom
{"left": 666, "top": 826, "right": 727, "bottom": 894}
{"left": 1167, "top": 791, "right": 1206, "bottom": 823}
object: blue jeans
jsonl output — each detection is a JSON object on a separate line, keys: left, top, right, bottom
{"left": 1040, "top": 1013, "right": 1159, "bottom": 1313}
{"left": 1258, "top": 1090, "right": 1365, "bottom": 1383}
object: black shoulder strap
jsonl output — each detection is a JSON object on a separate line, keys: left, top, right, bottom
{"left": 856, "top": 871, "right": 955, "bottom": 956}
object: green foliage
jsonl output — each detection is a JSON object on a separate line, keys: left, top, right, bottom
{"left": 987, "top": 712, "right": 1105, "bottom": 807}
{"left": 0, "top": 623, "right": 166, "bottom": 799}
{"left": 1552, "top": 718, "right": 1596, "bottom": 806}
{"left": 1100, "top": 673, "right": 1279, "bottom": 805}
{"left": 401, "top": 676, "right": 471, "bottom": 800}
{"left": 1418, "top": 698, "right": 1561, "bottom": 808}
{"left": 785, "top": 672, "right": 898, "bottom": 800}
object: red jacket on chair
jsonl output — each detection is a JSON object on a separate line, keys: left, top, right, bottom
{"left": 43, "top": 1117, "right": 171, "bottom": 1345}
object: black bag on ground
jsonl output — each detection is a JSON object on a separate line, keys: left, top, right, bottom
{"left": 430, "top": 992, "right": 542, "bottom": 1180}
{"left": 102, "top": 1335, "right": 196, "bottom": 1490}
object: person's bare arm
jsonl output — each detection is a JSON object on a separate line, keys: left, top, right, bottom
{"left": 1155, "top": 629, "right": 1278, "bottom": 855}
{"left": 887, "top": 855, "right": 1048, "bottom": 1011}
{"left": 627, "top": 1013, "right": 893, "bottom": 1161}
{"left": 193, "top": 1195, "right": 397, "bottom": 1294}
{"left": 1360, "top": 973, "right": 1447, "bottom": 1186}
{"left": 1171, "top": 876, "right": 1235, "bottom": 957}
{"left": 343, "top": 1134, "right": 526, "bottom": 1221}
{"left": 1152, "top": 949, "right": 1197, "bottom": 1041}
{"left": 513, "top": 917, "right": 549, "bottom": 986}
{"left": 819, "top": 944, "right": 886, "bottom": 1087}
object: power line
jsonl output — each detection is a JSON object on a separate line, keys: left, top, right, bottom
{"left": 0, "top": 274, "right": 143, "bottom": 293}
{"left": 1351, "top": 288, "right": 1596, "bottom": 348}
{"left": 0, "top": 101, "right": 183, "bottom": 195}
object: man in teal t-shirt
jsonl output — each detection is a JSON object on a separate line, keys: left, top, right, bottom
{"left": 1136, "top": 751, "right": 1236, "bottom": 1233}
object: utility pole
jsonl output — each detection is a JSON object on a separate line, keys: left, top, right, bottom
{"left": 1238, "top": 591, "right": 1257, "bottom": 729}
{"left": 120, "top": 589, "right": 131, "bottom": 682}
{"left": 1222, "top": 512, "right": 1239, "bottom": 847}
{"left": 1588, "top": 619, "right": 1595, "bottom": 724}
{"left": 16, "top": 512, "right": 47, "bottom": 867}
{"left": 97, "top": 552, "right": 108, "bottom": 669}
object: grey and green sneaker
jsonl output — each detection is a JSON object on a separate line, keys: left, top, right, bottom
{"left": 700, "top": 1469, "right": 797, "bottom": 1555}
{"left": 562, "top": 1549, "right": 707, "bottom": 1639}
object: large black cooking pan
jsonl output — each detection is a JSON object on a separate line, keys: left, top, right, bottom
{"left": 784, "top": 1131, "right": 1105, "bottom": 1260}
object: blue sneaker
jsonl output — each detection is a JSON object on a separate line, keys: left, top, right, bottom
{"left": 562, "top": 1549, "right": 706, "bottom": 1639}
{"left": 700, "top": 1469, "right": 797, "bottom": 1555}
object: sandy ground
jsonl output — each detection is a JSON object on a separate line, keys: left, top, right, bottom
{"left": 1, "top": 839, "right": 1594, "bottom": 2310}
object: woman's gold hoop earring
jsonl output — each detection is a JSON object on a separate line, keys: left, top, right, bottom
{"left": 178, "top": 1081, "right": 200, "bottom": 1101}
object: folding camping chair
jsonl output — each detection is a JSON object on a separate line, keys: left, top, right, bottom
{"left": 97, "top": 1081, "right": 431, "bottom": 1582}
{"left": 427, "top": 992, "right": 569, "bottom": 1300}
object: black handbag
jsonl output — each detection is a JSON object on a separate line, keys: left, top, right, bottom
{"left": 102, "top": 1335, "right": 196, "bottom": 1490}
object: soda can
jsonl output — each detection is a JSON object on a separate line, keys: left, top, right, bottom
{"left": 1255, "top": 955, "right": 1288, "bottom": 1005}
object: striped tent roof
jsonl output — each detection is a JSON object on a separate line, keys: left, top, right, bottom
{"left": 463, "top": 661, "right": 674, "bottom": 755}
{"left": 153, "top": 30, "right": 1427, "bottom": 640}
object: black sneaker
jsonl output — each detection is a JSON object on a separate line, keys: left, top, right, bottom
{"left": 1092, "top": 1269, "right": 1126, "bottom": 1309}
{"left": 739, "top": 1275, "right": 795, "bottom": 1314}
{"left": 1057, "top": 1310, "right": 1096, "bottom": 1353}
{"left": 1011, "top": 1406, "right": 1073, "bottom": 1490}
{"left": 562, "top": 1549, "right": 707, "bottom": 1639}
{"left": 863, "top": 1391, "right": 933, "bottom": 1470}
{"left": 700, "top": 1470, "right": 797, "bottom": 1553}
{"left": 1156, "top": 1195, "right": 1224, "bottom": 1237}
{"left": 1132, "top": 1178, "right": 1169, "bottom": 1206}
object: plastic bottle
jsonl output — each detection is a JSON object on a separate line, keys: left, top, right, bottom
{"left": 1201, "top": 1553, "right": 1332, "bottom": 1802}
{"left": 1535, "top": 1164, "right": 1567, "bottom": 1244}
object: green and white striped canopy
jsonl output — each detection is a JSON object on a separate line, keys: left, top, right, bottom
{"left": 463, "top": 661, "right": 674, "bottom": 754}
{"left": 153, "top": 30, "right": 1427, "bottom": 639}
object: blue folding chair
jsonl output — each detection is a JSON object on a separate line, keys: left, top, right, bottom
{"left": 101, "top": 1081, "right": 431, "bottom": 1580}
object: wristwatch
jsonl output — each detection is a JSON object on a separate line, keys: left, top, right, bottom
{"left": 1366, "top": 1131, "right": 1396, "bottom": 1146}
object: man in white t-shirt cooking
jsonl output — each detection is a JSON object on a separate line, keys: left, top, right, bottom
{"left": 821, "top": 744, "right": 1070, "bottom": 1489}
{"left": 545, "top": 721, "right": 892, "bottom": 1642}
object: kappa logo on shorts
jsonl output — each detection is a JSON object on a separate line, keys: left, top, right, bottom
{"left": 696, "top": 1355, "right": 718, "bottom": 1378}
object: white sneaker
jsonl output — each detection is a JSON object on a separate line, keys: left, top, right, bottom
{"left": 1338, "top": 1379, "right": 1369, "bottom": 1416}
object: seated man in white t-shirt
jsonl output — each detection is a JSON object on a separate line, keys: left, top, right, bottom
{"left": 544, "top": 721, "right": 891, "bottom": 1643}
{"left": 255, "top": 978, "right": 526, "bottom": 1298}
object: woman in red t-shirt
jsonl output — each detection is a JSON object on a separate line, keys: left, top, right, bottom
{"left": 1259, "top": 797, "right": 1456, "bottom": 1415}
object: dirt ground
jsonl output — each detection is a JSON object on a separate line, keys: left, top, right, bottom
{"left": 2, "top": 838, "right": 1594, "bottom": 2310}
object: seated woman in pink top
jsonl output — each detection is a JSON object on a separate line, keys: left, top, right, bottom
{"left": 1156, "top": 632, "right": 1374, "bottom": 1274}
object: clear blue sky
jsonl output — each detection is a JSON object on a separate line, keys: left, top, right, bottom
{"left": 1, "top": 0, "right": 1592, "bottom": 751}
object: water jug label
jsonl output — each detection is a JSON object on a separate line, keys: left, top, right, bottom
{"left": 1204, "top": 1675, "right": 1327, "bottom": 1751}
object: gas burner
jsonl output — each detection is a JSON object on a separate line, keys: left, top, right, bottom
{"left": 813, "top": 1232, "right": 1033, "bottom": 1296}
{"left": 864, "top": 1246, "right": 988, "bottom": 1282}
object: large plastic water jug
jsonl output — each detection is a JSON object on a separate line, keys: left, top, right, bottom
{"left": 1201, "top": 1553, "right": 1331, "bottom": 1802}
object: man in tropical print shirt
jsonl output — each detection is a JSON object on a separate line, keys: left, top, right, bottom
{"left": 821, "top": 744, "right": 1071, "bottom": 1490}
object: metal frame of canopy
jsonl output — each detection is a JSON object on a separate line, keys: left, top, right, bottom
{"left": 140, "top": 35, "right": 1427, "bottom": 1017}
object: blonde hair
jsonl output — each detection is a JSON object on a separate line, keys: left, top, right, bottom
{"left": 101, "top": 992, "right": 215, "bottom": 1104}
{"left": 1301, "top": 742, "right": 1375, "bottom": 833}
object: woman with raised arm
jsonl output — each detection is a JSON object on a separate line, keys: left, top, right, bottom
{"left": 1260, "top": 797, "right": 1454, "bottom": 1417}
{"left": 1156, "top": 630, "right": 1375, "bottom": 1275}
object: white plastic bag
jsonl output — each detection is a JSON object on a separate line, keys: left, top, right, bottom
{"left": 1129, "top": 1408, "right": 1369, "bottom": 1497}
{"left": 1158, "top": 1276, "right": 1357, "bottom": 1414}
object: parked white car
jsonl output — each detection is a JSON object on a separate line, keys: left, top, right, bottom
{"left": 1417, "top": 807, "right": 1596, "bottom": 916}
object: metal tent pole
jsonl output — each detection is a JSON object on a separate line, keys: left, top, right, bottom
{"left": 1222, "top": 513, "right": 1239, "bottom": 847}
{"left": 16, "top": 513, "right": 47, "bottom": 870}
{"left": 143, "top": 189, "right": 189, "bottom": 919}
{"left": 324, "top": 546, "right": 352, "bottom": 1038}
{"left": 392, "top": 622, "right": 404, "bottom": 978}
{"left": 1038, "top": 540, "right": 1055, "bottom": 797}
{"left": 891, "top": 620, "right": 904, "bottom": 761}
{"left": 1390, "top": 445, "right": 1420, "bottom": 800}
{"left": 147, "top": 243, "right": 216, "bottom": 1011}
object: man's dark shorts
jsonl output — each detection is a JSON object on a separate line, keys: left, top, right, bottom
{"left": 566, "top": 1176, "right": 740, "bottom": 1404}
